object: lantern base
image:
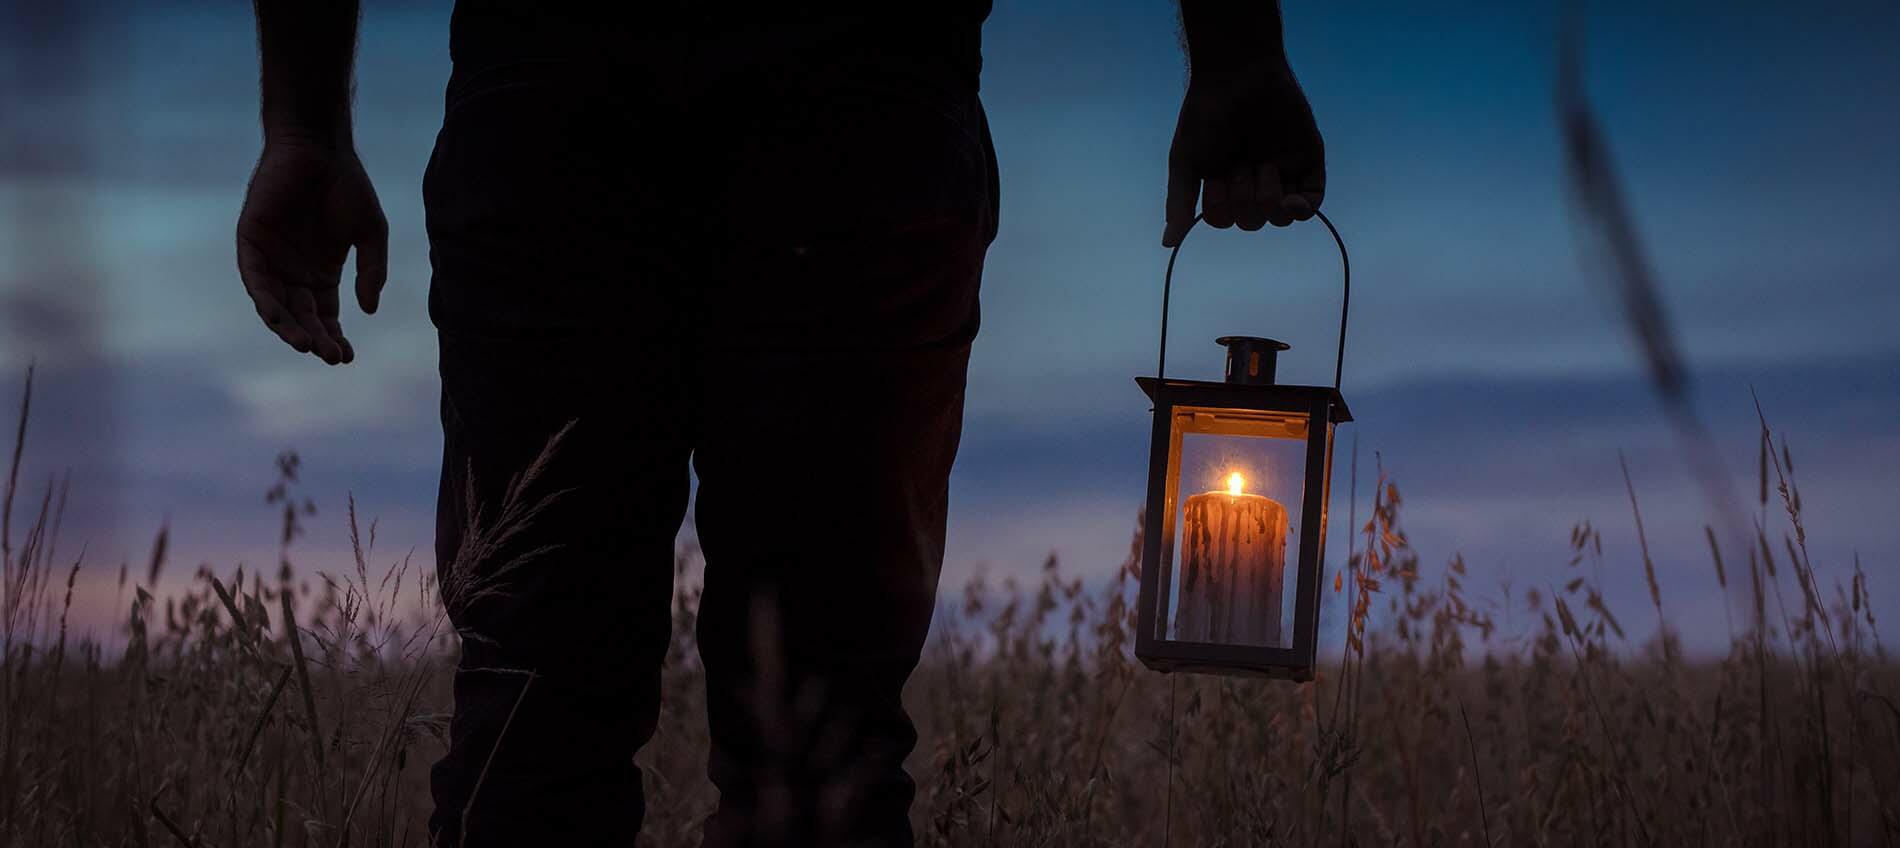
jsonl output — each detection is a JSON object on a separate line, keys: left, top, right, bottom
{"left": 1135, "top": 644, "right": 1315, "bottom": 682}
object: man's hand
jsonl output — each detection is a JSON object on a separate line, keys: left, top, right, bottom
{"left": 1163, "top": 0, "right": 1324, "bottom": 248}
{"left": 1163, "top": 62, "right": 1325, "bottom": 247}
{"left": 236, "top": 140, "right": 387, "bottom": 365}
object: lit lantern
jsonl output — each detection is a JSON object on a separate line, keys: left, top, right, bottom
{"left": 1135, "top": 214, "right": 1352, "bottom": 681}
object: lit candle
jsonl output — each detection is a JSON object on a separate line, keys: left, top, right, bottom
{"left": 1176, "top": 470, "right": 1288, "bottom": 647}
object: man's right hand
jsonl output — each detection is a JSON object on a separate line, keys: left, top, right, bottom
{"left": 236, "top": 139, "right": 388, "bottom": 365}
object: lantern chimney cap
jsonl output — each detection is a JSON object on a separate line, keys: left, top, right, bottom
{"left": 1215, "top": 336, "right": 1290, "bottom": 352}
{"left": 1215, "top": 336, "right": 1289, "bottom": 385}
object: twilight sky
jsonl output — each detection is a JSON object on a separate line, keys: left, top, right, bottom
{"left": 3, "top": 0, "right": 1896, "bottom": 650}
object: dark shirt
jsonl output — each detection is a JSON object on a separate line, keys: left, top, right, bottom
{"left": 448, "top": 2, "right": 992, "bottom": 95}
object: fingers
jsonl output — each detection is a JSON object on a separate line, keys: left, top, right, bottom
{"left": 1293, "top": 165, "right": 1326, "bottom": 222}
{"left": 249, "top": 286, "right": 314, "bottom": 354}
{"left": 237, "top": 233, "right": 315, "bottom": 354}
{"left": 242, "top": 231, "right": 348, "bottom": 364}
{"left": 354, "top": 212, "right": 389, "bottom": 316}
{"left": 1244, "top": 165, "right": 1279, "bottom": 231}
{"left": 1226, "top": 168, "right": 1258, "bottom": 231}
{"left": 1163, "top": 158, "right": 1327, "bottom": 246}
{"left": 1231, "top": 160, "right": 1323, "bottom": 230}
{"left": 1261, "top": 162, "right": 1294, "bottom": 228}
{"left": 1281, "top": 193, "right": 1313, "bottom": 224}
{"left": 1199, "top": 175, "right": 1231, "bottom": 232}
{"left": 1274, "top": 147, "right": 1325, "bottom": 225}
{"left": 317, "top": 286, "right": 354, "bottom": 364}
{"left": 287, "top": 285, "right": 344, "bottom": 366}
{"left": 1203, "top": 164, "right": 1290, "bottom": 232}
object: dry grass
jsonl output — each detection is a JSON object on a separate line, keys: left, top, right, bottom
{"left": 1, "top": 368, "right": 1895, "bottom": 847}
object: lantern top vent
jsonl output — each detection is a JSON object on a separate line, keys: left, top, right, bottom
{"left": 1215, "top": 336, "right": 1289, "bottom": 385}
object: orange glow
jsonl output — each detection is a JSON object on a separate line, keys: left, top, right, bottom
{"left": 1226, "top": 471, "right": 1245, "bottom": 496}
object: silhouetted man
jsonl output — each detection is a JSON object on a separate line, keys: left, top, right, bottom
{"left": 236, "top": 2, "right": 1323, "bottom": 845}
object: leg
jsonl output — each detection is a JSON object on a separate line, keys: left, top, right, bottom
{"left": 429, "top": 331, "right": 689, "bottom": 846}
{"left": 690, "top": 87, "right": 998, "bottom": 847}
{"left": 422, "top": 60, "right": 690, "bottom": 846}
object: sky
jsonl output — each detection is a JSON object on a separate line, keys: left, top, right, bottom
{"left": 2, "top": 0, "right": 1897, "bottom": 652}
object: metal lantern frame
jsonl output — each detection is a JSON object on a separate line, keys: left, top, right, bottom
{"left": 1133, "top": 212, "right": 1353, "bottom": 681}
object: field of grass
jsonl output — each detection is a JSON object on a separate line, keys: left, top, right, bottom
{"left": 1, "top": 371, "right": 1896, "bottom": 847}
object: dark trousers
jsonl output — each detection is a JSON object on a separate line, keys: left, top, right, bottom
{"left": 421, "top": 50, "right": 997, "bottom": 846}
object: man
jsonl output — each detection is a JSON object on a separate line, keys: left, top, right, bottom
{"left": 235, "top": 2, "right": 1322, "bottom": 844}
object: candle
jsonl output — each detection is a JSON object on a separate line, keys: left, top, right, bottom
{"left": 1175, "top": 471, "right": 1288, "bottom": 647}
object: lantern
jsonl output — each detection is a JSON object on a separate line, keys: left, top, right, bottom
{"left": 1134, "top": 213, "right": 1352, "bottom": 681}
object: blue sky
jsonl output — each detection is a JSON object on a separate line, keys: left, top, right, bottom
{"left": 3, "top": 1, "right": 1896, "bottom": 650}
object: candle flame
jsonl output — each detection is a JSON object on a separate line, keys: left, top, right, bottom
{"left": 1226, "top": 472, "right": 1245, "bottom": 496}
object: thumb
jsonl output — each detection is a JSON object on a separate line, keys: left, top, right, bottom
{"left": 1162, "top": 162, "right": 1200, "bottom": 248}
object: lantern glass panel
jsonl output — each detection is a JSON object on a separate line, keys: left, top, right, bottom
{"left": 1156, "top": 405, "right": 1320, "bottom": 650}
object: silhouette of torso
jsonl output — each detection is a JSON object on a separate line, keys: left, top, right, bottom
{"left": 448, "top": 2, "right": 992, "bottom": 93}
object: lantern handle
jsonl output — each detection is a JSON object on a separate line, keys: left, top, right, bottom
{"left": 1157, "top": 210, "right": 1350, "bottom": 391}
